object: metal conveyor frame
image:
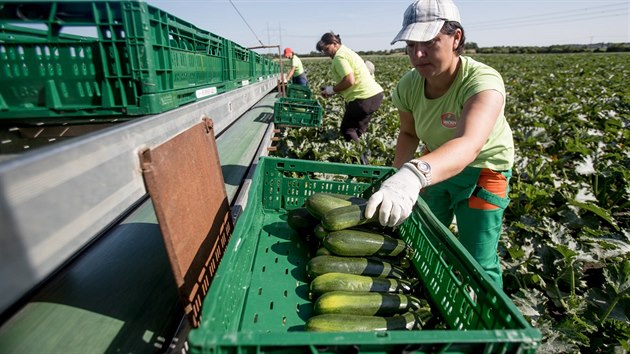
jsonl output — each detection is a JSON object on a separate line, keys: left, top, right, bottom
{"left": 0, "top": 77, "right": 278, "bottom": 315}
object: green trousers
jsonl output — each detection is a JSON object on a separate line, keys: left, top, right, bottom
{"left": 421, "top": 166, "right": 512, "bottom": 288}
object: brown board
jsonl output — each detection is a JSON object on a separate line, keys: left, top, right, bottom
{"left": 140, "top": 118, "right": 233, "bottom": 327}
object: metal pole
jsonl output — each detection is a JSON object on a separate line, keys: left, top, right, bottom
{"left": 248, "top": 45, "right": 285, "bottom": 97}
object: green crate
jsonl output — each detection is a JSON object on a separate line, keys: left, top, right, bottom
{"left": 0, "top": 1, "right": 238, "bottom": 119}
{"left": 188, "top": 157, "right": 541, "bottom": 354}
{"left": 252, "top": 52, "right": 265, "bottom": 80}
{"left": 273, "top": 97, "right": 322, "bottom": 127}
{"left": 286, "top": 83, "right": 312, "bottom": 99}
{"left": 227, "top": 40, "right": 252, "bottom": 83}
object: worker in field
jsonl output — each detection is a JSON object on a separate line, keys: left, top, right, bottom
{"left": 283, "top": 48, "right": 308, "bottom": 86}
{"left": 316, "top": 32, "right": 384, "bottom": 165}
{"left": 365, "top": 0, "right": 515, "bottom": 289}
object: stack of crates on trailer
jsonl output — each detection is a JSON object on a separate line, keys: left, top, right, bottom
{"left": 0, "top": 1, "right": 279, "bottom": 120}
{"left": 187, "top": 157, "right": 541, "bottom": 353}
{"left": 226, "top": 39, "right": 252, "bottom": 85}
{"left": 251, "top": 52, "right": 276, "bottom": 82}
{"left": 273, "top": 96, "right": 322, "bottom": 127}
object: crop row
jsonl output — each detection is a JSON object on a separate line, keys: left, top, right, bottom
{"left": 274, "top": 52, "right": 630, "bottom": 353}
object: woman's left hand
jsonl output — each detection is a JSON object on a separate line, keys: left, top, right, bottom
{"left": 365, "top": 164, "right": 424, "bottom": 227}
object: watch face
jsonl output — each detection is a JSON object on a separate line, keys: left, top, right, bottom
{"left": 416, "top": 161, "right": 431, "bottom": 173}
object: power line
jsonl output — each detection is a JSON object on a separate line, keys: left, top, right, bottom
{"left": 466, "top": 3, "right": 628, "bottom": 31}
{"left": 228, "top": 0, "right": 264, "bottom": 46}
{"left": 467, "top": 12, "right": 627, "bottom": 32}
{"left": 466, "top": 2, "right": 627, "bottom": 27}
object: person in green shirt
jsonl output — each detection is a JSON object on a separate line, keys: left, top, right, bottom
{"left": 365, "top": 0, "right": 515, "bottom": 288}
{"left": 283, "top": 47, "right": 308, "bottom": 86}
{"left": 316, "top": 32, "right": 384, "bottom": 164}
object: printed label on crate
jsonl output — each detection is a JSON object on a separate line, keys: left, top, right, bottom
{"left": 196, "top": 87, "right": 218, "bottom": 99}
{"left": 242, "top": 80, "right": 250, "bottom": 86}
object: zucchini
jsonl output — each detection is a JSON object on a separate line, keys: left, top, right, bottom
{"left": 321, "top": 202, "right": 378, "bottom": 231}
{"left": 315, "top": 247, "right": 332, "bottom": 256}
{"left": 310, "top": 272, "right": 414, "bottom": 297}
{"left": 287, "top": 207, "right": 319, "bottom": 233}
{"left": 313, "top": 224, "right": 328, "bottom": 240}
{"left": 323, "top": 229, "right": 408, "bottom": 257}
{"left": 306, "top": 255, "right": 407, "bottom": 279}
{"left": 305, "top": 309, "right": 433, "bottom": 332}
{"left": 367, "top": 255, "right": 412, "bottom": 269}
{"left": 305, "top": 193, "right": 366, "bottom": 219}
{"left": 313, "top": 291, "right": 428, "bottom": 316}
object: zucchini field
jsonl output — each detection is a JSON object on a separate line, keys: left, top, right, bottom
{"left": 274, "top": 53, "right": 630, "bottom": 353}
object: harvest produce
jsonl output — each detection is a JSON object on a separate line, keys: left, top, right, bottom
{"left": 288, "top": 192, "right": 433, "bottom": 333}
{"left": 310, "top": 272, "right": 414, "bottom": 297}
{"left": 306, "top": 255, "right": 407, "bottom": 279}
{"left": 313, "top": 291, "right": 427, "bottom": 316}
{"left": 305, "top": 192, "right": 366, "bottom": 219}
{"left": 320, "top": 202, "right": 378, "bottom": 231}
{"left": 305, "top": 309, "right": 433, "bottom": 332}
{"left": 287, "top": 207, "right": 319, "bottom": 233}
{"left": 323, "top": 229, "right": 408, "bottom": 257}
{"left": 313, "top": 224, "right": 328, "bottom": 240}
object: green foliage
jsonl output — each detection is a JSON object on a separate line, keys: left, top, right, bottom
{"left": 274, "top": 53, "right": 630, "bottom": 352}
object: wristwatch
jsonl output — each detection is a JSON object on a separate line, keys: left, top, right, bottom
{"left": 409, "top": 159, "right": 432, "bottom": 187}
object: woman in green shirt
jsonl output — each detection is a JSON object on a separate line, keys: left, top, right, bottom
{"left": 365, "top": 0, "right": 515, "bottom": 288}
{"left": 283, "top": 47, "right": 308, "bottom": 86}
{"left": 316, "top": 32, "right": 384, "bottom": 161}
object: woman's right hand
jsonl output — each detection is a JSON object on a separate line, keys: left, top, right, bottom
{"left": 320, "top": 86, "right": 335, "bottom": 97}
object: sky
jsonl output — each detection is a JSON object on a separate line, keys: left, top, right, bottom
{"left": 147, "top": 0, "right": 629, "bottom": 55}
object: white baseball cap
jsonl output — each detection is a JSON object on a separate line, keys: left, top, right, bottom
{"left": 391, "top": 0, "right": 461, "bottom": 45}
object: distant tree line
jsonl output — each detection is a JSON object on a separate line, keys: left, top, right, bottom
{"left": 290, "top": 42, "right": 630, "bottom": 58}
{"left": 471, "top": 42, "right": 630, "bottom": 54}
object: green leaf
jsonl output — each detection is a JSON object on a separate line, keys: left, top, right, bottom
{"left": 510, "top": 288, "right": 547, "bottom": 318}
{"left": 568, "top": 199, "right": 620, "bottom": 231}
{"left": 606, "top": 260, "right": 630, "bottom": 297}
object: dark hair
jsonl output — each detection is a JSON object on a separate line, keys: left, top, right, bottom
{"left": 316, "top": 32, "right": 342, "bottom": 52}
{"left": 441, "top": 21, "right": 465, "bottom": 54}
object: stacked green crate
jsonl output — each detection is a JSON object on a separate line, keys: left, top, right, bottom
{"left": 227, "top": 40, "right": 251, "bottom": 84}
{"left": 252, "top": 52, "right": 265, "bottom": 81}
{"left": 0, "top": 1, "right": 275, "bottom": 119}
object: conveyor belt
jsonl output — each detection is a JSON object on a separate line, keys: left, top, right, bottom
{"left": 0, "top": 85, "right": 279, "bottom": 353}
{"left": 0, "top": 78, "right": 277, "bottom": 317}
{"left": 218, "top": 93, "right": 276, "bottom": 202}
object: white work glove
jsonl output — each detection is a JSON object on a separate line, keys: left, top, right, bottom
{"left": 365, "top": 164, "right": 427, "bottom": 227}
{"left": 321, "top": 86, "right": 335, "bottom": 97}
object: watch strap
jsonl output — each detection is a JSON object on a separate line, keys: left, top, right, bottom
{"left": 409, "top": 159, "right": 432, "bottom": 186}
{"left": 402, "top": 162, "right": 429, "bottom": 189}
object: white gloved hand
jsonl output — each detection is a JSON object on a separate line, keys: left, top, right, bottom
{"left": 321, "top": 86, "right": 335, "bottom": 96}
{"left": 365, "top": 164, "right": 426, "bottom": 227}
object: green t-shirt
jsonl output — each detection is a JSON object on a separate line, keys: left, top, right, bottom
{"left": 291, "top": 55, "right": 305, "bottom": 76}
{"left": 392, "top": 56, "right": 514, "bottom": 170}
{"left": 331, "top": 45, "right": 383, "bottom": 101}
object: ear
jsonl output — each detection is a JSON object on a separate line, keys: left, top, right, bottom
{"left": 453, "top": 29, "right": 463, "bottom": 50}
